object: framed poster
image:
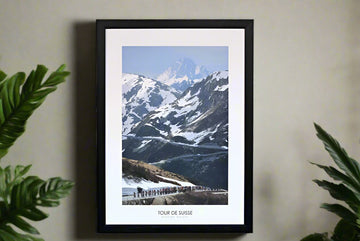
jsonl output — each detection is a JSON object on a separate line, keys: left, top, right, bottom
{"left": 97, "top": 20, "right": 253, "bottom": 233}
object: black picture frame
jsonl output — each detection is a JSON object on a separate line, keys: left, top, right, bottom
{"left": 97, "top": 19, "right": 253, "bottom": 233}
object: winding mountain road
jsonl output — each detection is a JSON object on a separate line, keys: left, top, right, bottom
{"left": 123, "top": 135, "right": 228, "bottom": 151}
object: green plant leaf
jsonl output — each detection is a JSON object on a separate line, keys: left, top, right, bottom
{"left": 0, "top": 228, "right": 18, "bottom": 241}
{"left": 0, "top": 72, "right": 6, "bottom": 84}
{"left": 14, "top": 165, "right": 32, "bottom": 178}
{"left": 37, "top": 177, "right": 74, "bottom": 206}
{"left": 320, "top": 203, "right": 358, "bottom": 226}
{"left": 0, "top": 65, "right": 69, "bottom": 159}
{"left": 331, "top": 219, "right": 358, "bottom": 241}
{"left": 42, "top": 67, "right": 69, "bottom": 87}
{"left": 311, "top": 162, "right": 360, "bottom": 198}
{"left": 300, "top": 233, "right": 330, "bottom": 241}
{"left": 314, "top": 179, "right": 360, "bottom": 212}
{"left": 32, "top": 65, "right": 47, "bottom": 91}
{"left": 302, "top": 124, "right": 360, "bottom": 240}
{"left": 0, "top": 165, "right": 74, "bottom": 239}
{"left": 18, "top": 207, "right": 48, "bottom": 221}
{"left": 9, "top": 216, "right": 39, "bottom": 234}
{"left": 314, "top": 123, "right": 360, "bottom": 189}
{"left": 0, "top": 168, "right": 6, "bottom": 198}
{"left": 0, "top": 64, "right": 72, "bottom": 239}
{"left": 0, "top": 225, "right": 43, "bottom": 241}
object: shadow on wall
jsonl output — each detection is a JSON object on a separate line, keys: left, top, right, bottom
{"left": 347, "top": 0, "right": 360, "bottom": 139}
{"left": 73, "top": 21, "right": 247, "bottom": 240}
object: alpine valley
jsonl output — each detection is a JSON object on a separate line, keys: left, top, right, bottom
{"left": 122, "top": 58, "right": 229, "bottom": 190}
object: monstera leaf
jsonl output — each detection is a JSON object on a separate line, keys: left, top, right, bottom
{"left": 0, "top": 65, "right": 69, "bottom": 159}
{"left": 0, "top": 165, "right": 73, "bottom": 241}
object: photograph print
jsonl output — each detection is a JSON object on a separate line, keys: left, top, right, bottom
{"left": 98, "top": 20, "right": 253, "bottom": 232}
{"left": 121, "top": 46, "right": 229, "bottom": 205}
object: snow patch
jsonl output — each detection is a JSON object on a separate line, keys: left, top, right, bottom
{"left": 174, "top": 96, "right": 200, "bottom": 118}
{"left": 211, "top": 70, "right": 228, "bottom": 81}
{"left": 174, "top": 124, "right": 222, "bottom": 144}
{"left": 187, "top": 111, "right": 202, "bottom": 123}
{"left": 170, "top": 124, "right": 181, "bottom": 134}
{"left": 214, "top": 84, "right": 228, "bottom": 91}
{"left": 122, "top": 175, "right": 194, "bottom": 190}
{"left": 156, "top": 175, "right": 195, "bottom": 186}
{"left": 137, "top": 140, "right": 151, "bottom": 150}
{"left": 158, "top": 89, "right": 177, "bottom": 105}
{"left": 123, "top": 116, "right": 134, "bottom": 134}
{"left": 122, "top": 177, "right": 178, "bottom": 189}
{"left": 144, "top": 123, "right": 168, "bottom": 136}
{"left": 195, "top": 65, "right": 201, "bottom": 75}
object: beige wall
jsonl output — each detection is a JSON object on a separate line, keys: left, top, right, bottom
{"left": 0, "top": 0, "right": 359, "bottom": 240}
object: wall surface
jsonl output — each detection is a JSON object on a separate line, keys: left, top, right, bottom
{"left": 0, "top": 0, "right": 360, "bottom": 240}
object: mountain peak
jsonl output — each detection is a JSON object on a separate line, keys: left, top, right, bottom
{"left": 157, "top": 58, "right": 209, "bottom": 92}
{"left": 177, "top": 57, "right": 194, "bottom": 63}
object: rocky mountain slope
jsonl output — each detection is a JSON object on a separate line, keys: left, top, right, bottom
{"left": 122, "top": 157, "right": 192, "bottom": 184}
{"left": 122, "top": 73, "right": 180, "bottom": 134}
{"left": 130, "top": 70, "right": 228, "bottom": 147}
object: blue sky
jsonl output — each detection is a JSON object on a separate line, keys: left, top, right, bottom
{"left": 122, "top": 46, "right": 228, "bottom": 79}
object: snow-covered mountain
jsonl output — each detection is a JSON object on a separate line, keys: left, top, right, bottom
{"left": 157, "top": 58, "right": 210, "bottom": 92}
{"left": 130, "top": 70, "right": 229, "bottom": 147}
{"left": 122, "top": 73, "right": 180, "bottom": 134}
{"left": 122, "top": 71, "right": 229, "bottom": 189}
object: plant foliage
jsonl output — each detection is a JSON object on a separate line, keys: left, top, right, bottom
{"left": 0, "top": 65, "right": 73, "bottom": 240}
{"left": 0, "top": 165, "right": 74, "bottom": 241}
{"left": 301, "top": 219, "right": 358, "bottom": 241}
{"left": 0, "top": 65, "right": 69, "bottom": 159}
{"left": 301, "top": 123, "right": 360, "bottom": 240}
